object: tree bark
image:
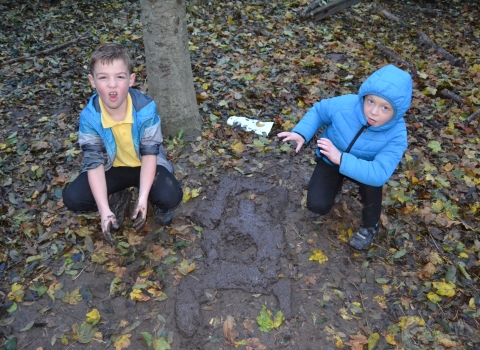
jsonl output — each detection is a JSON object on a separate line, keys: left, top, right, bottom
{"left": 140, "top": 0, "right": 201, "bottom": 138}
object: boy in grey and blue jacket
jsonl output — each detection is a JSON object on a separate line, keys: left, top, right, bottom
{"left": 63, "top": 43, "right": 182, "bottom": 245}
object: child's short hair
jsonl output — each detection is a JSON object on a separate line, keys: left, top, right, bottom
{"left": 89, "top": 43, "right": 132, "bottom": 75}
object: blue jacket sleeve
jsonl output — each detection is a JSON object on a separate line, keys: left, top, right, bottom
{"left": 340, "top": 130, "right": 407, "bottom": 187}
{"left": 291, "top": 98, "right": 337, "bottom": 142}
{"left": 78, "top": 111, "right": 107, "bottom": 170}
{"left": 139, "top": 102, "right": 163, "bottom": 157}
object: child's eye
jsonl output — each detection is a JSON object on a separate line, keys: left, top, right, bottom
{"left": 382, "top": 106, "right": 389, "bottom": 111}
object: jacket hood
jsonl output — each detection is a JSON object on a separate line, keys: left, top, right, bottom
{"left": 358, "top": 64, "right": 412, "bottom": 130}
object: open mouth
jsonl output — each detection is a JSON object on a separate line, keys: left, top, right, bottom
{"left": 109, "top": 91, "right": 118, "bottom": 102}
{"left": 367, "top": 118, "right": 376, "bottom": 125}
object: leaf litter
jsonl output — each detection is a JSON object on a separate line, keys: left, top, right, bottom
{"left": 0, "top": 0, "right": 479, "bottom": 349}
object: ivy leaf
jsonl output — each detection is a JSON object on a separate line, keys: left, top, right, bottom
{"left": 256, "top": 305, "right": 285, "bottom": 332}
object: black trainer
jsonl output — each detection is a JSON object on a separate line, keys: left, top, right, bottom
{"left": 108, "top": 189, "right": 132, "bottom": 228}
{"left": 152, "top": 205, "right": 173, "bottom": 226}
{"left": 348, "top": 226, "right": 379, "bottom": 250}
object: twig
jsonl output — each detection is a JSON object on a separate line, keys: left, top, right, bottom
{"left": 466, "top": 108, "right": 480, "bottom": 124}
{"left": 375, "top": 42, "right": 418, "bottom": 79}
{"left": 188, "top": 274, "right": 199, "bottom": 281}
{"left": 18, "top": 340, "right": 35, "bottom": 350}
{"left": 72, "top": 263, "right": 91, "bottom": 281}
{"left": 284, "top": 222, "right": 302, "bottom": 239}
{"left": 1, "top": 31, "right": 92, "bottom": 66}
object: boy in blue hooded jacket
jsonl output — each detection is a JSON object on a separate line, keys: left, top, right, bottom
{"left": 278, "top": 65, "right": 412, "bottom": 250}
{"left": 63, "top": 43, "right": 183, "bottom": 245}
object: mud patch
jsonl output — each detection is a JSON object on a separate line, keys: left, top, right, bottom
{"left": 175, "top": 174, "right": 292, "bottom": 338}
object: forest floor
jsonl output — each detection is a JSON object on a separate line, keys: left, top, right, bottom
{"left": 0, "top": 0, "right": 479, "bottom": 349}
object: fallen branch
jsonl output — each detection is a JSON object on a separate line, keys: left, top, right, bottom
{"left": 378, "top": 8, "right": 464, "bottom": 67}
{"left": 440, "top": 89, "right": 464, "bottom": 106}
{"left": 375, "top": 42, "right": 418, "bottom": 79}
{"left": 466, "top": 108, "right": 480, "bottom": 124}
{"left": 301, "top": 0, "right": 362, "bottom": 22}
{"left": 417, "top": 32, "right": 463, "bottom": 67}
{"left": 1, "top": 31, "right": 92, "bottom": 66}
{"left": 381, "top": 1, "right": 440, "bottom": 15}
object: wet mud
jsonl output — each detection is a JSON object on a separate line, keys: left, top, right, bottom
{"left": 176, "top": 175, "right": 292, "bottom": 338}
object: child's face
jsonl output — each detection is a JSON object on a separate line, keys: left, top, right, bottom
{"left": 363, "top": 95, "right": 394, "bottom": 127}
{"left": 88, "top": 59, "right": 135, "bottom": 114}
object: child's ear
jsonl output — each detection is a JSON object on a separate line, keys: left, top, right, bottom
{"left": 88, "top": 74, "right": 96, "bottom": 89}
{"left": 129, "top": 73, "right": 136, "bottom": 87}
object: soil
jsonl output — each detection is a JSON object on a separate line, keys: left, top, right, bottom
{"left": 4, "top": 144, "right": 402, "bottom": 350}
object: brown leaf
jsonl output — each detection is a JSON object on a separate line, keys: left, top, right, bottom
{"left": 246, "top": 338, "right": 266, "bottom": 350}
{"left": 223, "top": 315, "right": 238, "bottom": 344}
{"left": 347, "top": 333, "right": 368, "bottom": 350}
{"left": 417, "top": 262, "right": 436, "bottom": 280}
{"left": 243, "top": 319, "right": 255, "bottom": 333}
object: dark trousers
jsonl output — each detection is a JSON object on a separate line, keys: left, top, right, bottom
{"left": 306, "top": 158, "right": 382, "bottom": 227}
{"left": 63, "top": 165, "right": 183, "bottom": 213}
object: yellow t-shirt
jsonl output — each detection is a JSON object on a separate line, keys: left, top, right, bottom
{"left": 100, "top": 94, "right": 142, "bottom": 167}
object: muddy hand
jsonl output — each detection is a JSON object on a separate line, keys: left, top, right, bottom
{"left": 131, "top": 201, "right": 147, "bottom": 233}
{"left": 102, "top": 214, "right": 119, "bottom": 246}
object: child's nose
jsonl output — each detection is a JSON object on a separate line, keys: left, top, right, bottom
{"left": 108, "top": 78, "right": 117, "bottom": 87}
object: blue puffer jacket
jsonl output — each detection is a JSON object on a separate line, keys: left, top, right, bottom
{"left": 78, "top": 88, "right": 173, "bottom": 173}
{"left": 292, "top": 64, "right": 412, "bottom": 187}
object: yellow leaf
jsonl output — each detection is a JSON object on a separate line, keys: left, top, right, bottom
{"left": 86, "top": 309, "right": 101, "bottom": 325}
{"left": 282, "top": 120, "right": 295, "bottom": 131}
{"left": 8, "top": 283, "right": 24, "bottom": 302}
{"left": 374, "top": 295, "right": 387, "bottom": 309}
{"left": 114, "top": 334, "right": 132, "bottom": 350}
{"left": 385, "top": 333, "right": 396, "bottom": 345}
{"left": 202, "top": 83, "right": 210, "bottom": 90}
{"left": 367, "top": 333, "right": 379, "bottom": 350}
{"left": 191, "top": 188, "right": 200, "bottom": 198}
{"left": 176, "top": 259, "right": 195, "bottom": 276}
{"left": 62, "top": 288, "right": 83, "bottom": 305}
{"left": 47, "top": 283, "right": 63, "bottom": 301}
{"left": 139, "top": 269, "right": 154, "bottom": 277}
{"left": 335, "top": 338, "right": 344, "bottom": 348}
{"left": 427, "top": 292, "right": 442, "bottom": 303}
{"left": 432, "top": 281, "right": 456, "bottom": 297}
{"left": 459, "top": 252, "right": 468, "bottom": 258}
{"left": 298, "top": 99, "right": 305, "bottom": 107}
{"left": 130, "top": 289, "right": 150, "bottom": 302}
{"left": 182, "top": 187, "right": 192, "bottom": 204}
{"left": 0, "top": 143, "right": 6, "bottom": 150}
{"left": 309, "top": 250, "right": 328, "bottom": 264}
{"left": 227, "top": 16, "right": 235, "bottom": 25}
{"left": 398, "top": 316, "right": 425, "bottom": 329}
{"left": 231, "top": 140, "right": 245, "bottom": 153}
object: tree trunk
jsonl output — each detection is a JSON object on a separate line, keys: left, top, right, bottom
{"left": 140, "top": 0, "right": 201, "bottom": 138}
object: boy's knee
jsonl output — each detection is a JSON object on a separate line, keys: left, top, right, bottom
{"left": 63, "top": 191, "right": 78, "bottom": 211}
{"left": 306, "top": 200, "right": 332, "bottom": 215}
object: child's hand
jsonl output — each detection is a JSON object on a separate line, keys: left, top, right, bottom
{"left": 277, "top": 132, "right": 305, "bottom": 153}
{"left": 101, "top": 213, "right": 118, "bottom": 246}
{"left": 317, "top": 138, "right": 342, "bottom": 165}
{"left": 131, "top": 197, "right": 148, "bottom": 232}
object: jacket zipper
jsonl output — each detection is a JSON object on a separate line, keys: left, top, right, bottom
{"left": 345, "top": 124, "right": 369, "bottom": 153}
